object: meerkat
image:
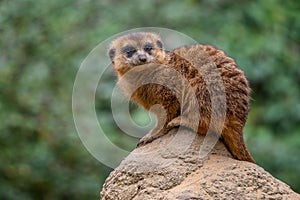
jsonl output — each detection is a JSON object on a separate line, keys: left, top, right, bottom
{"left": 108, "top": 32, "right": 255, "bottom": 163}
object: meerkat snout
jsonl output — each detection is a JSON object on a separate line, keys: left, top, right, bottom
{"left": 138, "top": 54, "right": 147, "bottom": 62}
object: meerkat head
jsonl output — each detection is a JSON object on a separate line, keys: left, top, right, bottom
{"left": 108, "top": 32, "right": 166, "bottom": 75}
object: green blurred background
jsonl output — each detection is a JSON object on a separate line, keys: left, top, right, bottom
{"left": 1, "top": 0, "right": 300, "bottom": 199}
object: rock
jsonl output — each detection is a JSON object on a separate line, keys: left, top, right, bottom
{"left": 100, "top": 128, "right": 300, "bottom": 200}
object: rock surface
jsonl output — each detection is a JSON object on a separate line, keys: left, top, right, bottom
{"left": 100, "top": 128, "right": 300, "bottom": 200}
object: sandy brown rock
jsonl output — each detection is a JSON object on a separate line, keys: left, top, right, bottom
{"left": 100, "top": 128, "right": 300, "bottom": 200}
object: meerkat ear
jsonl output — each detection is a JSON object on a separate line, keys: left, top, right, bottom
{"left": 156, "top": 40, "right": 163, "bottom": 49}
{"left": 108, "top": 48, "right": 116, "bottom": 62}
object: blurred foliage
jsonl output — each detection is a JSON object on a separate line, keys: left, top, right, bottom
{"left": 0, "top": 0, "right": 299, "bottom": 199}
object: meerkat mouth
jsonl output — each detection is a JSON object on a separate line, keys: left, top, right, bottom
{"left": 126, "top": 56, "right": 156, "bottom": 66}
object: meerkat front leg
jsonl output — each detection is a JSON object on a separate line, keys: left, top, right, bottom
{"left": 137, "top": 104, "right": 171, "bottom": 147}
{"left": 167, "top": 86, "right": 200, "bottom": 133}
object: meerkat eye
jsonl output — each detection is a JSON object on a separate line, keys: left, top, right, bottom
{"left": 144, "top": 43, "right": 153, "bottom": 54}
{"left": 122, "top": 45, "right": 136, "bottom": 58}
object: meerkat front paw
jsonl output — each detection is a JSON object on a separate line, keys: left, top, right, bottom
{"left": 167, "top": 116, "right": 195, "bottom": 131}
{"left": 136, "top": 126, "right": 170, "bottom": 147}
{"left": 136, "top": 134, "right": 156, "bottom": 147}
{"left": 167, "top": 116, "right": 183, "bottom": 128}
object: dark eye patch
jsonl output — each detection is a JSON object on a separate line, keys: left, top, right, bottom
{"left": 122, "top": 45, "right": 136, "bottom": 58}
{"left": 144, "top": 43, "right": 153, "bottom": 54}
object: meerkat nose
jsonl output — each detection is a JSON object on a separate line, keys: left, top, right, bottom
{"left": 138, "top": 54, "right": 147, "bottom": 62}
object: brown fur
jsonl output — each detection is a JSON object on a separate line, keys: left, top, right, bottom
{"left": 108, "top": 32, "right": 255, "bottom": 163}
